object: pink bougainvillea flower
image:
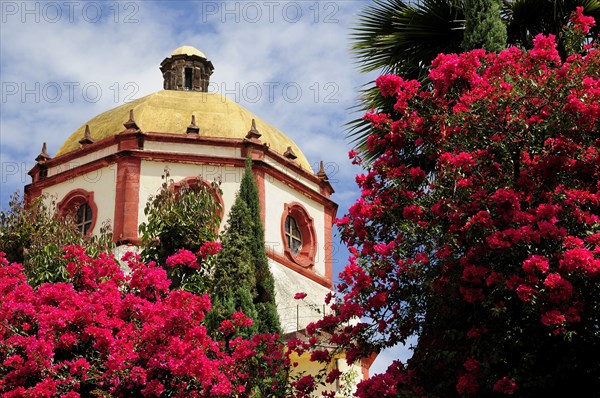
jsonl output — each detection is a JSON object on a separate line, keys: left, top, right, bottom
{"left": 294, "top": 292, "right": 307, "bottom": 300}
{"left": 165, "top": 248, "right": 198, "bottom": 268}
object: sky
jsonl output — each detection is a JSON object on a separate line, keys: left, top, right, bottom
{"left": 0, "top": 0, "right": 413, "bottom": 374}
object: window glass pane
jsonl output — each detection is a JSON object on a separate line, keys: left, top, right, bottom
{"left": 291, "top": 221, "right": 300, "bottom": 238}
{"left": 290, "top": 237, "right": 301, "bottom": 255}
{"left": 75, "top": 203, "right": 92, "bottom": 234}
{"left": 285, "top": 216, "right": 302, "bottom": 255}
{"left": 76, "top": 205, "right": 85, "bottom": 222}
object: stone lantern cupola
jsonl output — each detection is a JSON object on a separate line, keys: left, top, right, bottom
{"left": 160, "top": 45, "right": 214, "bottom": 92}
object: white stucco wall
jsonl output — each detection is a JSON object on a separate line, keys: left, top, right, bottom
{"left": 43, "top": 154, "right": 333, "bottom": 335}
{"left": 144, "top": 141, "right": 240, "bottom": 158}
{"left": 263, "top": 155, "right": 320, "bottom": 192}
{"left": 138, "top": 159, "right": 332, "bottom": 335}
{"left": 47, "top": 145, "right": 119, "bottom": 177}
{"left": 41, "top": 164, "right": 118, "bottom": 236}
{"left": 272, "top": 260, "right": 331, "bottom": 334}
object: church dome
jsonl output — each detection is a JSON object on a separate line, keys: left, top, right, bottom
{"left": 55, "top": 90, "right": 312, "bottom": 171}
{"left": 170, "top": 45, "right": 207, "bottom": 59}
{"left": 56, "top": 47, "right": 313, "bottom": 171}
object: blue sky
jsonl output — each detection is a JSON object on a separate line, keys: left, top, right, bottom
{"left": 0, "top": 0, "right": 412, "bottom": 374}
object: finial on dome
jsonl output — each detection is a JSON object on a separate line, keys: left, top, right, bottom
{"left": 284, "top": 146, "right": 297, "bottom": 160}
{"left": 186, "top": 115, "right": 200, "bottom": 135}
{"left": 123, "top": 109, "right": 139, "bottom": 130}
{"left": 245, "top": 119, "right": 262, "bottom": 140}
{"left": 316, "top": 160, "right": 328, "bottom": 181}
{"left": 35, "top": 142, "right": 51, "bottom": 163}
{"left": 79, "top": 124, "right": 95, "bottom": 146}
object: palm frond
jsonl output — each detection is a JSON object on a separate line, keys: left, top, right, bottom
{"left": 351, "top": 0, "right": 465, "bottom": 79}
{"left": 349, "top": 0, "right": 465, "bottom": 163}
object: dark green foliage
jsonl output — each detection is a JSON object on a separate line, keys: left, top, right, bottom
{"left": 139, "top": 170, "right": 222, "bottom": 263}
{"left": 206, "top": 187, "right": 288, "bottom": 398}
{"left": 239, "top": 157, "right": 282, "bottom": 334}
{"left": 462, "top": 0, "right": 507, "bottom": 51}
{"left": 0, "top": 192, "right": 113, "bottom": 287}
{"left": 138, "top": 169, "right": 221, "bottom": 291}
{"left": 506, "top": 0, "right": 600, "bottom": 55}
{"left": 207, "top": 195, "right": 258, "bottom": 337}
{"left": 351, "top": 0, "right": 600, "bottom": 80}
{"left": 351, "top": 0, "right": 465, "bottom": 79}
{"left": 349, "top": 0, "right": 465, "bottom": 164}
{"left": 207, "top": 162, "right": 288, "bottom": 396}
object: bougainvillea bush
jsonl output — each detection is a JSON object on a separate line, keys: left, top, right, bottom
{"left": 0, "top": 246, "right": 287, "bottom": 397}
{"left": 303, "top": 9, "right": 600, "bottom": 397}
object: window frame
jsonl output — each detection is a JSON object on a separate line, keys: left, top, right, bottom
{"left": 281, "top": 202, "right": 316, "bottom": 268}
{"left": 56, "top": 189, "right": 98, "bottom": 236}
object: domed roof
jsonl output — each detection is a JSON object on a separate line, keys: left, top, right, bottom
{"left": 170, "top": 45, "right": 207, "bottom": 59}
{"left": 56, "top": 90, "right": 312, "bottom": 171}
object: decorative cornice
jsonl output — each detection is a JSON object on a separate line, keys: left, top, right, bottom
{"left": 26, "top": 132, "right": 337, "bottom": 204}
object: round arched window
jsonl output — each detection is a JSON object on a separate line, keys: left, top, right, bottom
{"left": 281, "top": 203, "right": 316, "bottom": 268}
{"left": 57, "top": 189, "right": 97, "bottom": 236}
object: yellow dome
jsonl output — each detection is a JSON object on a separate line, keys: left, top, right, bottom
{"left": 56, "top": 90, "right": 312, "bottom": 171}
{"left": 170, "top": 46, "right": 206, "bottom": 59}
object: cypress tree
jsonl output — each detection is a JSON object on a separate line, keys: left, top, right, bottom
{"left": 239, "top": 157, "right": 282, "bottom": 334}
{"left": 208, "top": 189, "right": 288, "bottom": 397}
{"left": 461, "top": 0, "right": 507, "bottom": 52}
{"left": 206, "top": 195, "right": 258, "bottom": 338}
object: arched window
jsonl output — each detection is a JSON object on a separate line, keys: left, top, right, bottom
{"left": 57, "top": 189, "right": 98, "bottom": 236}
{"left": 173, "top": 176, "right": 224, "bottom": 221}
{"left": 281, "top": 202, "right": 316, "bottom": 268}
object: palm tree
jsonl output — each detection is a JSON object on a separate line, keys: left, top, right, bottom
{"left": 351, "top": 0, "right": 466, "bottom": 79}
{"left": 349, "top": 0, "right": 464, "bottom": 161}
{"left": 349, "top": 0, "right": 600, "bottom": 161}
